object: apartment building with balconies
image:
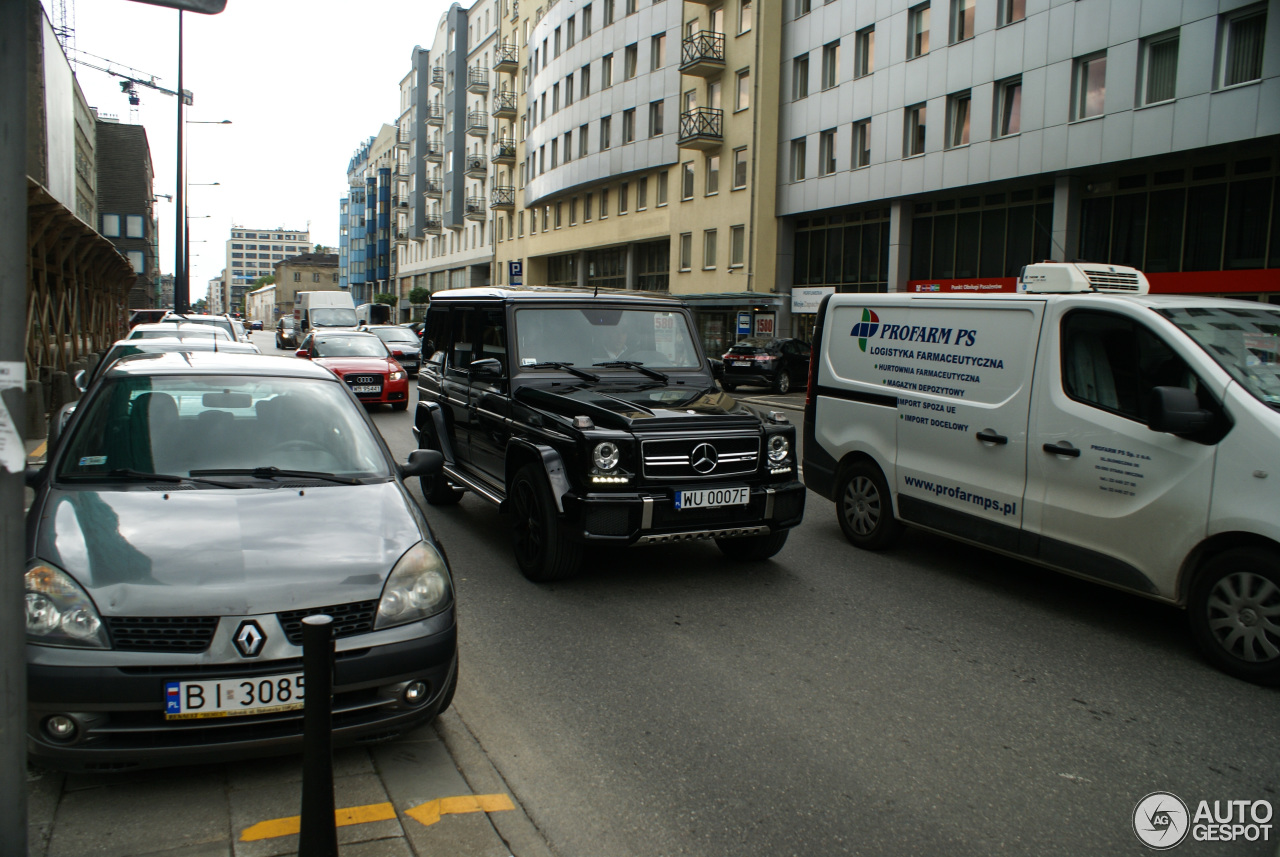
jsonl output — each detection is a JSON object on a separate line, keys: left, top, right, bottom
{"left": 777, "top": 0, "right": 1279, "bottom": 339}
{"left": 341, "top": 124, "right": 399, "bottom": 305}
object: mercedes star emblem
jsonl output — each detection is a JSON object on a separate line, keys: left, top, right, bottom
{"left": 690, "top": 442, "right": 719, "bottom": 474}
{"left": 233, "top": 620, "right": 266, "bottom": 658}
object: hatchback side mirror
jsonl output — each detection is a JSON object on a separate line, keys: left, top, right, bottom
{"left": 1147, "top": 386, "right": 1213, "bottom": 435}
{"left": 295, "top": 349, "right": 310, "bottom": 359}
{"left": 401, "top": 449, "right": 444, "bottom": 478}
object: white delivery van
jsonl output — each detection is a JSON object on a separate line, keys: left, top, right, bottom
{"left": 294, "top": 290, "right": 358, "bottom": 333}
{"left": 803, "top": 263, "right": 1280, "bottom": 684}
{"left": 355, "top": 302, "right": 394, "bottom": 327}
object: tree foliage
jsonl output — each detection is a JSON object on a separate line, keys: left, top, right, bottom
{"left": 252, "top": 274, "right": 276, "bottom": 287}
{"left": 374, "top": 293, "right": 398, "bottom": 306}
{"left": 408, "top": 287, "right": 430, "bottom": 304}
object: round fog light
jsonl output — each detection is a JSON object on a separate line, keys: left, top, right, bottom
{"left": 403, "top": 681, "right": 429, "bottom": 706}
{"left": 44, "top": 715, "right": 78, "bottom": 743}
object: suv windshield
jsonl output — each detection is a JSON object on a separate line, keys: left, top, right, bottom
{"left": 514, "top": 307, "right": 703, "bottom": 369}
{"left": 56, "top": 374, "right": 390, "bottom": 480}
{"left": 312, "top": 308, "right": 359, "bottom": 327}
{"left": 1156, "top": 306, "right": 1280, "bottom": 410}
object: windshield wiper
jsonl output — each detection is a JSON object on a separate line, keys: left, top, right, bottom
{"left": 106, "top": 468, "right": 246, "bottom": 488}
{"left": 523, "top": 361, "right": 600, "bottom": 383}
{"left": 190, "top": 466, "right": 364, "bottom": 485}
{"left": 592, "top": 360, "right": 669, "bottom": 383}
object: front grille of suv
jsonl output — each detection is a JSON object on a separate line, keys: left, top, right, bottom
{"left": 641, "top": 435, "right": 760, "bottom": 480}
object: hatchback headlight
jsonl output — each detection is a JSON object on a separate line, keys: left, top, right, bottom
{"left": 767, "top": 435, "right": 790, "bottom": 463}
{"left": 593, "top": 441, "right": 620, "bottom": 472}
{"left": 375, "top": 542, "right": 452, "bottom": 630}
{"left": 25, "top": 564, "right": 110, "bottom": 649}
{"left": 389, "top": 369, "right": 406, "bottom": 381}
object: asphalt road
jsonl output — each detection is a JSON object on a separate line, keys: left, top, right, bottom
{"left": 260, "top": 331, "right": 1280, "bottom": 857}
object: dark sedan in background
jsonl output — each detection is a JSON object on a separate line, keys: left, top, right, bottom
{"left": 719, "top": 338, "right": 812, "bottom": 394}
{"left": 367, "top": 325, "right": 423, "bottom": 376}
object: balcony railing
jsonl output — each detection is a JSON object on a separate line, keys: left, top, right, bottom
{"left": 393, "top": 195, "right": 410, "bottom": 208}
{"left": 395, "top": 162, "right": 411, "bottom": 176}
{"left": 492, "top": 89, "right": 517, "bottom": 118}
{"left": 493, "top": 42, "right": 518, "bottom": 72}
{"left": 397, "top": 128, "right": 412, "bottom": 146}
{"left": 680, "top": 31, "right": 725, "bottom": 77}
{"left": 490, "top": 186, "right": 515, "bottom": 209}
{"left": 425, "top": 141, "right": 444, "bottom": 161}
{"left": 425, "top": 179, "right": 442, "bottom": 198}
{"left": 491, "top": 138, "right": 516, "bottom": 163}
{"left": 395, "top": 229, "right": 408, "bottom": 242}
{"left": 425, "top": 103, "right": 444, "bottom": 125}
{"left": 464, "top": 196, "right": 486, "bottom": 220}
{"left": 467, "top": 67, "right": 489, "bottom": 93}
{"left": 677, "top": 107, "right": 724, "bottom": 151}
{"left": 466, "top": 111, "right": 489, "bottom": 136}
{"left": 430, "top": 66, "right": 444, "bottom": 87}
{"left": 425, "top": 215, "right": 442, "bottom": 233}
{"left": 465, "top": 155, "right": 487, "bottom": 177}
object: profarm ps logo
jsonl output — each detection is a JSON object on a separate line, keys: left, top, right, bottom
{"left": 850, "top": 309, "right": 880, "bottom": 352}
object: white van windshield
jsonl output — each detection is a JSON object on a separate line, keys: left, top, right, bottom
{"left": 311, "top": 307, "right": 359, "bottom": 327}
{"left": 1156, "top": 306, "right": 1280, "bottom": 410}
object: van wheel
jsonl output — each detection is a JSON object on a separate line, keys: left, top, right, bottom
{"left": 1188, "top": 549, "right": 1280, "bottom": 685}
{"left": 775, "top": 371, "right": 792, "bottom": 395}
{"left": 509, "top": 464, "right": 582, "bottom": 582}
{"left": 716, "top": 530, "right": 789, "bottom": 561}
{"left": 835, "top": 461, "right": 900, "bottom": 550}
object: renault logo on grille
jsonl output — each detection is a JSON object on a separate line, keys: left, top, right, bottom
{"left": 690, "top": 442, "right": 719, "bottom": 474}
{"left": 233, "top": 620, "right": 266, "bottom": 658}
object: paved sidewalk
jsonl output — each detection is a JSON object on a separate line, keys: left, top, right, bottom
{"left": 27, "top": 709, "right": 554, "bottom": 857}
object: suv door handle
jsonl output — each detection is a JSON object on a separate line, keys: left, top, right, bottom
{"left": 975, "top": 430, "right": 1008, "bottom": 445}
{"left": 1042, "top": 441, "right": 1081, "bottom": 458}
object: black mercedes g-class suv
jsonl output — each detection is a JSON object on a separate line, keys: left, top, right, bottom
{"left": 412, "top": 287, "right": 806, "bottom": 581}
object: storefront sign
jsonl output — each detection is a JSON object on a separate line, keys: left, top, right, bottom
{"left": 753, "top": 313, "right": 776, "bottom": 338}
{"left": 791, "top": 287, "right": 835, "bottom": 313}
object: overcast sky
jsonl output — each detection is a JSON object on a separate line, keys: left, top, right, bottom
{"left": 49, "top": 0, "right": 451, "bottom": 292}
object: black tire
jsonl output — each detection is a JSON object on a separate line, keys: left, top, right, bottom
{"left": 775, "top": 369, "right": 792, "bottom": 394}
{"left": 508, "top": 464, "right": 582, "bottom": 581}
{"left": 1188, "top": 548, "right": 1280, "bottom": 685}
{"left": 392, "top": 401, "right": 408, "bottom": 412}
{"left": 722, "top": 382, "right": 737, "bottom": 392}
{"left": 835, "top": 460, "right": 900, "bottom": 550}
{"left": 715, "top": 530, "right": 789, "bottom": 561}
{"left": 420, "top": 435, "right": 464, "bottom": 505}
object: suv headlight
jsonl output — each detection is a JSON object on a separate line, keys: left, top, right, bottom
{"left": 767, "top": 435, "right": 790, "bottom": 463}
{"left": 375, "top": 542, "right": 452, "bottom": 630}
{"left": 593, "top": 441, "right": 620, "bottom": 471}
{"left": 26, "top": 564, "right": 110, "bottom": 649}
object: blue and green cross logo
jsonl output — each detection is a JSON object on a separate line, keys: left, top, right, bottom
{"left": 850, "top": 309, "right": 879, "bottom": 352}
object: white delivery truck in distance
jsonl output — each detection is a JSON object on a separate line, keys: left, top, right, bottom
{"left": 295, "top": 290, "right": 357, "bottom": 333}
{"left": 803, "top": 262, "right": 1280, "bottom": 684}
{"left": 355, "top": 302, "right": 393, "bottom": 327}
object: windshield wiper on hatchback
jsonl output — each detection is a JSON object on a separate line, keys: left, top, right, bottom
{"left": 592, "top": 360, "right": 669, "bottom": 383}
{"left": 522, "top": 361, "right": 600, "bottom": 383}
{"left": 190, "top": 466, "right": 365, "bottom": 485}
{"left": 105, "top": 468, "right": 247, "bottom": 488}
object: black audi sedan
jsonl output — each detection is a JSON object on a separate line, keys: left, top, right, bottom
{"left": 24, "top": 351, "right": 455, "bottom": 771}
{"left": 719, "top": 338, "right": 812, "bottom": 394}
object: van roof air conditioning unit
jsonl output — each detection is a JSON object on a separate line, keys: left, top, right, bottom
{"left": 1017, "top": 262, "right": 1149, "bottom": 295}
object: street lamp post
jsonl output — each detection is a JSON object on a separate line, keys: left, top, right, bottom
{"left": 181, "top": 125, "right": 228, "bottom": 310}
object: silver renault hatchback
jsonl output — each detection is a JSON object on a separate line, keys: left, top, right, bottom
{"left": 25, "top": 351, "right": 455, "bottom": 771}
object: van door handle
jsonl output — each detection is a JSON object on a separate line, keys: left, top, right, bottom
{"left": 975, "top": 430, "right": 1008, "bottom": 445}
{"left": 1042, "top": 441, "right": 1081, "bottom": 458}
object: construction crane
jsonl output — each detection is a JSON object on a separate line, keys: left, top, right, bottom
{"left": 67, "top": 48, "right": 193, "bottom": 109}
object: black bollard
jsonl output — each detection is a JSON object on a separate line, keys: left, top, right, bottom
{"left": 298, "top": 614, "right": 338, "bottom": 857}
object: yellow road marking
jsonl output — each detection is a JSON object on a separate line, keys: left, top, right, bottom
{"left": 239, "top": 801, "right": 396, "bottom": 841}
{"left": 29, "top": 441, "right": 47, "bottom": 460}
{"left": 404, "top": 793, "right": 515, "bottom": 827}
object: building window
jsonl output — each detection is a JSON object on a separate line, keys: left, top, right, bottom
{"left": 682, "top": 161, "right": 695, "bottom": 199}
{"left": 735, "top": 69, "right": 750, "bottom": 111}
{"left": 313, "top": 272, "right": 321, "bottom": 282}
{"left": 625, "top": 44, "right": 638, "bottom": 79}
{"left": 637, "top": 176, "right": 648, "bottom": 209}
{"left": 998, "top": 0, "right": 1025, "bottom": 27}
{"left": 650, "top": 100, "right": 665, "bottom": 136}
{"left": 855, "top": 26, "right": 874, "bottom": 78}
{"left": 795, "top": 0, "right": 810, "bottom": 19}
{"left": 125, "top": 215, "right": 144, "bottom": 238}
{"left": 570, "top": 198, "right": 578, "bottom": 225}
{"left": 585, "top": 192, "right": 594, "bottom": 221}
{"left": 127, "top": 250, "right": 144, "bottom": 273}
{"left": 703, "top": 229, "right": 718, "bottom": 268}
{"left": 946, "top": 90, "right": 971, "bottom": 148}
{"left": 580, "top": 124, "right": 590, "bottom": 157}
{"left": 706, "top": 155, "right": 720, "bottom": 194}
{"left": 568, "top": 17, "right": 576, "bottom": 45}
{"left": 739, "top": 0, "right": 752, "bottom": 33}
{"left": 601, "top": 188, "right": 610, "bottom": 218}
{"left": 657, "top": 170, "right": 669, "bottom": 205}
{"left": 853, "top": 119, "right": 871, "bottom": 168}
{"left": 730, "top": 224, "right": 745, "bottom": 267}
{"left": 652, "top": 33, "right": 666, "bottom": 69}
{"left": 583, "top": 3, "right": 593, "bottom": 35}
{"left": 733, "top": 147, "right": 748, "bottom": 188}
{"left": 1219, "top": 6, "right": 1266, "bottom": 88}
{"left": 950, "top": 0, "right": 974, "bottom": 43}
{"left": 821, "top": 41, "right": 839, "bottom": 90}
{"left": 556, "top": 202, "right": 563, "bottom": 227}
{"left": 554, "top": 26, "right": 562, "bottom": 56}
{"left": 604, "top": 0, "right": 615, "bottom": 26}
{"left": 793, "top": 55, "right": 809, "bottom": 100}
{"left": 623, "top": 108, "right": 636, "bottom": 143}
{"left": 602, "top": 53, "right": 614, "bottom": 87}
{"left": 818, "top": 129, "right": 837, "bottom": 175}
{"left": 1140, "top": 32, "right": 1179, "bottom": 105}
{"left": 553, "top": 82, "right": 560, "bottom": 113}
{"left": 581, "top": 64, "right": 592, "bottom": 97}
{"left": 679, "top": 232, "right": 693, "bottom": 270}
{"left": 565, "top": 130, "right": 574, "bottom": 162}
{"left": 101, "top": 214, "right": 119, "bottom": 237}
{"left": 907, "top": 3, "right": 930, "bottom": 59}
{"left": 552, "top": 138, "right": 559, "bottom": 167}
{"left": 905, "top": 103, "right": 926, "bottom": 156}
{"left": 293, "top": 272, "right": 302, "bottom": 282}
{"left": 601, "top": 115, "right": 612, "bottom": 149}
{"left": 619, "top": 183, "right": 629, "bottom": 214}
{"left": 995, "top": 76, "right": 1021, "bottom": 136}
{"left": 790, "top": 137, "right": 807, "bottom": 181}
{"left": 1072, "top": 52, "right": 1107, "bottom": 120}
{"left": 626, "top": 0, "right": 637, "bottom": 14}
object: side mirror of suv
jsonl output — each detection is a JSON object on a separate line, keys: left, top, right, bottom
{"left": 1147, "top": 386, "right": 1213, "bottom": 435}
{"left": 469, "top": 358, "right": 503, "bottom": 376}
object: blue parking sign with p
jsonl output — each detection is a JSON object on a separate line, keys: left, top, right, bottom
{"left": 509, "top": 261, "right": 523, "bottom": 286}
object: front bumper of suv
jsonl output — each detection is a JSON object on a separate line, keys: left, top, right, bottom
{"left": 570, "top": 480, "right": 806, "bottom": 544}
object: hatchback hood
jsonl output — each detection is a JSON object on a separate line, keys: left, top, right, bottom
{"left": 314, "top": 356, "right": 393, "bottom": 375}
{"left": 516, "top": 382, "right": 762, "bottom": 431}
{"left": 32, "top": 482, "right": 422, "bottom": 616}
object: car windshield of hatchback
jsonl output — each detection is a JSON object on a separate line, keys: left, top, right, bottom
{"left": 1156, "top": 306, "right": 1280, "bottom": 410}
{"left": 514, "top": 307, "right": 702, "bottom": 369}
{"left": 56, "top": 374, "right": 391, "bottom": 480}
{"left": 312, "top": 335, "right": 390, "bottom": 358}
